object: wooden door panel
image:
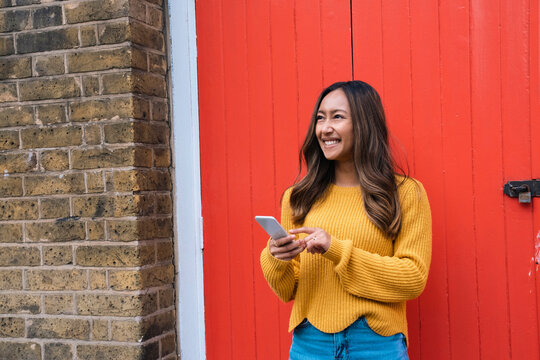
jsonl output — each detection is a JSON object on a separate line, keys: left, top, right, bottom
{"left": 196, "top": 0, "right": 540, "bottom": 358}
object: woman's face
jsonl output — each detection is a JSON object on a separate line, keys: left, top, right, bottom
{"left": 315, "top": 89, "right": 354, "bottom": 163}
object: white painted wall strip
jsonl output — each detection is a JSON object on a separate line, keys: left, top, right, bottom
{"left": 167, "top": 0, "right": 206, "bottom": 358}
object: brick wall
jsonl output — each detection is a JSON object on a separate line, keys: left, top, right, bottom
{"left": 0, "top": 0, "right": 176, "bottom": 359}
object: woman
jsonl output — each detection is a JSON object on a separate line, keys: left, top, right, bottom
{"left": 260, "top": 81, "right": 432, "bottom": 360}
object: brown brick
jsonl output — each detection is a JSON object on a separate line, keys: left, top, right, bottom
{"left": 0, "top": 82, "right": 17, "bottom": 103}
{"left": 108, "top": 169, "right": 171, "bottom": 192}
{"left": 0, "top": 199, "right": 38, "bottom": 220}
{"left": 130, "top": 21, "right": 164, "bottom": 51}
{"left": 76, "top": 245, "right": 154, "bottom": 267}
{"left": 156, "top": 194, "right": 172, "bottom": 214}
{"left": 147, "top": 7, "right": 164, "bottom": 29}
{"left": 154, "top": 148, "right": 170, "bottom": 167}
{"left": 17, "top": 28, "right": 79, "bottom": 54}
{"left": 25, "top": 173, "right": 85, "bottom": 195}
{"left": 91, "top": 319, "right": 109, "bottom": 340}
{"left": 0, "top": 294, "right": 40, "bottom": 313}
{"left": 77, "top": 344, "right": 143, "bottom": 360}
{"left": 21, "top": 125, "right": 82, "bottom": 148}
{"left": 26, "top": 220, "right": 85, "bottom": 242}
{"left": 0, "top": 246, "right": 40, "bottom": 266}
{"left": 0, "top": 35, "right": 15, "bottom": 56}
{"left": 43, "top": 245, "right": 73, "bottom": 265}
{"left": 145, "top": 0, "right": 163, "bottom": 5}
{"left": 27, "top": 269, "right": 87, "bottom": 291}
{"left": 149, "top": 53, "right": 166, "bottom": 75}
{"left": 44, "top": 294, "right": 74, "bottom": 315}
{"left": 68, "top": 46, "right": 146, "bottom": 73}
{"left": 32, "top": 6, "right": 62, "bottom": 29}
{"left": 84, "top": 124, "right": 102, "bottom": 145}
{"left": 20, "top": 77, "right": 81, "bottom": 101}
{"left": 0, "top": 152, "right": 38, "bottom": 173}
{"left": 0, "top": 56, "right": 31, "bottom": 80}
{"left": 108, "top": 218, "right": 172, "bottom": 241}
{"left": 40, "top": 150, "right": 69, "bottom": 171}
{"left": 72, "top": 146, "right": 152, "bottom": 169}
{"left": 101, "top": 71, "right": 133, "bottom": 94}
{"left": 0, "top": 342, "right": 41, "bottom": 360}
{"left": 86, "top": 170, "right": 104, "bottom": 193}
{"left": 80, "top": 25, "right": 97, "bottom": 47}
{"left": 129, "top": 1, "right": 146, "bottom": 22}
{"left": 161, "top": 333, "right": 177, "bottom": 358}
{"left": 36, "top": 103, "right": 66, "bottom": 125}
{"left": 157, "top": 241, "right": 173, "bottom": 261}
{"left": 40, "top": 198, "right": 70, "bottom": 219}
{"left": 110, "top": 320, "right": 141, "bottom": 341}
{"left": 73, "top": 194, "right": 153, "bottom": 218}
{"left": 98, "top": 20, "right": 130, "bottom": 44}
{"left": 0, "top": 176, "right": 22, "bottom": 196}
{"left": 104, "top": 121, "right": 168, "bottom": 144}
{"left": 159, "top": 287, "right": 174, "bottom": 309}
{"left": 0, "top": 106, "right": 33, "bottom": 127}
{"left": 136, "top": 71, "right": 166, "bottom": 97}
{"left": 87, "top": 220, "right": 105, "bottom": 240}
{"left": 82, "top": 75, "right": 100, "bottom": 96}
{"left": 0, "top": 317, "right": 25, "bottom": 337}
{"left": 0, "top": 9, "right": 31, "bottom": 32}
{"left": 109, "top": 264, "right": 174, "bottom": 291}
{"left": 89, "top": 270, "right": 107, "bottom": 290}
{"left": 34, "top": 54, "right": 65, "bottom": 76}
{"left": 44, "top": 343, "right": 73, "bottom": 360}
{"left": 0, "top": 224, "right": 23, "bottom": 243}
{"left": 28, "top": 318, "right": 90, "bottom": 340}
{"left": 65, "top": 0, "right": 129, "bottom": 24}
{"left": 0, "top": 270, "right": 22, "bottom": 290}
{"left": 77, "top": 292, "right": 157, "bottom": 316}
{"left": 69, "top": 96, "right": 148, "bottom": 122}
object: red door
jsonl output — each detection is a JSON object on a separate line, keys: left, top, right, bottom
{"left": 196, "top": 1, "right": 540, "bottom": 359}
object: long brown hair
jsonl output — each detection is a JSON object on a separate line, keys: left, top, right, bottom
{"left": 289, "top": 81, "right": 405, "bottom": 238}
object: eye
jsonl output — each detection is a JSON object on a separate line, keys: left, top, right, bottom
{"left": 316, "top": 115, "right": 324, "bottom": 121}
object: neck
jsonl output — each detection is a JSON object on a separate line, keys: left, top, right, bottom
{"left": 334, "top": 160, "right": 360, "bottom": 187}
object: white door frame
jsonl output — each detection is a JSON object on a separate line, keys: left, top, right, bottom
{"left": 167, "top": 0, "right": 206, "bottom": 358}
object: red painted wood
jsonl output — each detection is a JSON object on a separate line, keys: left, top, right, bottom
{"left": 196, "top": 1, "right": 540, "bottom": 358}
{"left": 470, "top": 1, "right": 512, "bottom": 358}
{"left": 501, "top": 1, "right": 539, "bottom": 358}
{"left": 408, "top": 0, "right": 452, "bottom": 358}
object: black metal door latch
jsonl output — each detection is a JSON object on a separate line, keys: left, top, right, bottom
{"left": 503, "top": 180, "right": 540, "bottom": 203}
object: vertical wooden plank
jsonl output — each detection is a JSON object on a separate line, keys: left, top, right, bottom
{"left": 320, "top": 0, "right": 352, "bottom": 85}
{"left": 351, "top": 0, "right": 384, "bottom": 92}
{"left": 196, "top": 0, "right": 232, "bottom": 358}
{"left": 380, "top": 0, "right": 415, "bottom": 196}
{"left": 439, "top": 0, "right": 481, "bottom": 358}
{"left": 530, "top": 0, "right": 540, "bottom": 350}
{"left": 269, "top": 1, "right": 299, "bottom": 356}
{"left": 246, "top": 0, "right": 283, "bottom": 359}
{"left": 409, "top": 0, "right": 451, "bottom": 358}
{"left": 469, "top": 1, "right": 512, "bottom": 358}
{"left": 501, "top": 0, "right": 540, "bottom": 358}
{"left": 220, "top": 0, "right": 257, "bottom": 358}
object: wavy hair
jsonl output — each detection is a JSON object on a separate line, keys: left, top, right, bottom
{"left": 289, "top": 80, "right": 406, "bottom": 238}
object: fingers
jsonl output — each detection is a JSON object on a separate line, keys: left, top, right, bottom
{"left": 288, "top": 227, "right": 318, "bottom": 235}
{"left": 272, "top": 241, "right": 306, "bottom": 261}
{"left": 272, "top": 234, "right": 296, "bottom": 247}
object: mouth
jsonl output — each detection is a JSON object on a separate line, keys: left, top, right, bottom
{"left": 322, "top": 139, "right": 341, "bottom": 146}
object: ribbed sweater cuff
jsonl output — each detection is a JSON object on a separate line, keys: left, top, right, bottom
{"left": 260, "top": 242, "right": 293, "bottom": 273}
{"left": 322, "top": 237, "right": 346, "bottom": 264}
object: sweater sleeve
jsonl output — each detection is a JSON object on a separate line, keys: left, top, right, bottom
{"left": 321, "top": 180, "right": 432, "bottom": 303}
{"left": 259, "top": 188, "right": 300, "bottom": 303}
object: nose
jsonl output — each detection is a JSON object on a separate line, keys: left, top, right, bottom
{"left": 321, "top": 123, "right": 334, "bottom": 134}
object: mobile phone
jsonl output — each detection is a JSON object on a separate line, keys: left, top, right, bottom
{"left": 254, "top": 216, "right": 289, "bottom": 240}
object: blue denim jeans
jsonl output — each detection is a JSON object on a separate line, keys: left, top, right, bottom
{"left": 289, "top": 317, "right": 409, "bottom": 360}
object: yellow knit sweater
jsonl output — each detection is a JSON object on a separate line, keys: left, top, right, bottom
{"left": 260, "top": 177, "right": 432, "bottom": 344}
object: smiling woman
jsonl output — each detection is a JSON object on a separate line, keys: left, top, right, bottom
{"left": 260, "top": 81, "right": 432, "bottom": 360}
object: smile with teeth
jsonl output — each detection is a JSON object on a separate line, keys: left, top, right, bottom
{"left": 323, "top": 139, "right": 341, "bottom": 146}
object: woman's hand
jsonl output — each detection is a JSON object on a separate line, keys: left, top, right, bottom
{"left": 269, "top": 234, "right": 306, "bottom": 261}
{"left": 289, "top": 227, "right": 331, "bottom": 254}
